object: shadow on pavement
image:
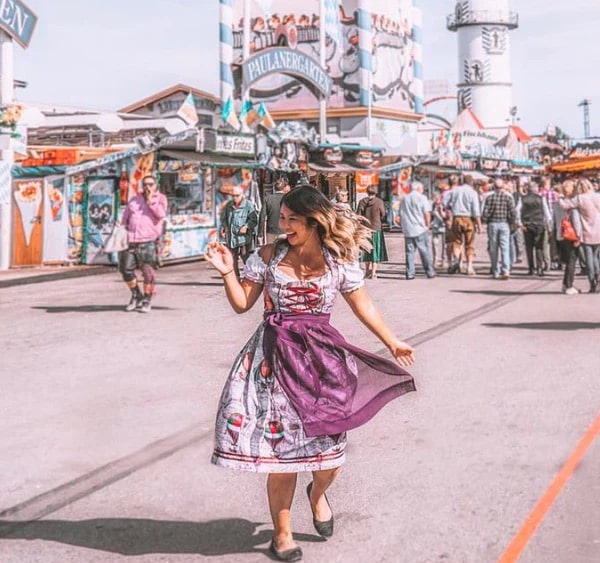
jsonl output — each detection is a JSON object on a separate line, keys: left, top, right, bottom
{"left": 31, "top": 305, "right": 175, "bottom": 313}
{"left": 157, "top": 281, "right": 224, "bottom": 287}
{"left": 0, "top": 518, "right": 322, "bottom": 556}
{"left": 483, "top": 321, "right": 600, "bottom": 331}
{"left": 451, "top": 290, "right": 558, "bottom": 296}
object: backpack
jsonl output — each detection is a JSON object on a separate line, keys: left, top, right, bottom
{"left": 560, "top": 212, "right": 578, "bottom": 242}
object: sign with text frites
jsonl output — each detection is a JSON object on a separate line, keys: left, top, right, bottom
{"left": 0, "top": 0, "right": 38, "bottom": 48}
{"left": 204, "top": 130, "right": 256, "bottom": 156}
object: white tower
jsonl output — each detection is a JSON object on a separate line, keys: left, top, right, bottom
{"left": 447, "top": 0, "right": 518, "bottom": 129}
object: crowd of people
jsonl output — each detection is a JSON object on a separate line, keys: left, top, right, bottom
{"left": 117, "top": 172, "right": 600, "bottom": 314}
{"left": 424, "top": 173, "right": 600, "bottom": 294}
{"left": 328, "top": 173, "right": 599, "bottom": 295}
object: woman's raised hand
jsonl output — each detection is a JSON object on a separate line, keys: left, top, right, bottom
{"left": 204, "top": 242, "right": 235, "bottom": 275}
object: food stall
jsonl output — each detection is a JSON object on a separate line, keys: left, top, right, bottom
{"left": 308, "top": 144, "right": 383, "bottom": 207}
{"left": 158, "top": 134, "right": 261, "bottom": 261}
{"left": 10, "top": 129, "right": 261, "bottom": 267}
{"left": 551, "top": 141, "right": 600, "bottom": 178}
{"left": 11, "top": 146, "right": 141, "bottom": 267}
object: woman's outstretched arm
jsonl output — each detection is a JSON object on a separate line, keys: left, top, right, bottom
{"left": 343, "top": 287, "right": 415, "bottom": 367}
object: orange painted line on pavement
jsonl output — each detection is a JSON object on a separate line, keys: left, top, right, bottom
{"left": 498, "top": 411, "right": 600, "bottom": 563}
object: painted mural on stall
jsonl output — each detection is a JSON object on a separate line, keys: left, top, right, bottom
{"left": 64, "top": 154, "right": 159, "bottom": 263}
{"left": 13, "top": 179, "right": 42, "bottom": 247}
{"left": 67, "top": 174, "right": 85, "bottom": 262}
{"left": 48, "top": 178, "right": 65, "bottom": 222}
{"left": 231, "top": 0, "right": 418, "bottom": 112}
{"left": 85, "top": 177, "right": 116, "bottom": 264}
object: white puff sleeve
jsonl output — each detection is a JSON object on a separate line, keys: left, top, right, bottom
{"left": 241, "top": 250, "right": 267, "bottom": 283}
{"left": 338, "top": 260, "right": 364, "bottom": 293}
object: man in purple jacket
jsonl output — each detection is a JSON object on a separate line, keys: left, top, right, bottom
{"left": 120, "top": 175, "right": 167, "bottom": 313}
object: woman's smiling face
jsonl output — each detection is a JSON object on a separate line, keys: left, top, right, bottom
{"left": 279, "top": 204, "right": 316, "bottom": 246}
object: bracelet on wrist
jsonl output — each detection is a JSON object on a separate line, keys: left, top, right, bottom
{"left": 221, "top": 269, "right": 235, "bottom": 277}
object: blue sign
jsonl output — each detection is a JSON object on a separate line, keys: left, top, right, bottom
{"left": 0, "top": 0, "right": 37, "bottom": 48}
{"left": 242, "top": 47, "right": 332, "bottom": 99}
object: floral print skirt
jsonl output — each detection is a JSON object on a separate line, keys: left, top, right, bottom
{"left": 211, "top": 325, "right": 346, "bottom": 473}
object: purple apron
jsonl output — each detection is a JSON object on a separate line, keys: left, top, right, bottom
{"left": 263, "top": 312, "right": 416, "bottom": 437}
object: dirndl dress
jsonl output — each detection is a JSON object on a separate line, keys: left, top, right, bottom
{"left": 211, "top": 242, "right": 414, "bottom": 473}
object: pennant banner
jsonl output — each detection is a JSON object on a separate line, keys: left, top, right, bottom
{"left": 239, "top": 98, "right": 259, "bottom": 132}
{"left": 221, "top": 96, "right": 241, "bottom": 131}
{"left": 176, "top": 92, "right": 199, "bottom": 127}
{"left": 257, "top": 103, "right": 275, "bottom": 130}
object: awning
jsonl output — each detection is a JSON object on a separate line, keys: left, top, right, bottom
{"left": 161, "top": 149, "right": 261, "bottom": 169}
{"left": 551, "top": 156, "right": 600, "bottom": 173}
{"left": 376, "top": 157, "right": 413, "bottom": 174}
{"left": 308, "top": 160, "right": 370, "bottom": 173}
{"left": 416, "top": 164, "right": 489, "bottom": 181}
{"left": 13, "top": 165, "right": 67, "bottom": 178}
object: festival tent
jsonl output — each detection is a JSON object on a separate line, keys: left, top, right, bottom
{"left": 451, "top": 108, "right": 485, "bottom": 133}
{"left": 447, "top": 108, "right": 502, "bottom": 152}
{"left": 495, "top": 125, "right": 532, "bottom": 161}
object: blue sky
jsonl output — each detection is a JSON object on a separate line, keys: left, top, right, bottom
{"left": 13, "top": 1, "right": 600, "bottom": 138}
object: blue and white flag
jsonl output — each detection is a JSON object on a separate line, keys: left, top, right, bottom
{"left": 221, "top": 96, "right": 240, "bottom": 130}
{"left": 239, "top": 98, "right": 259, "bottom": 132}
{"left": 176, "top": 92, "right": 199, "bottom": 127}
{"left": 257, "top": 103, "right": 275, "bottom": 130}
{"left": 323, "top": 0, "right": 341, "bottom": 46}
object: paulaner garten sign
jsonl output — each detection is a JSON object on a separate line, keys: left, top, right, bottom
{"left": 0, "top": 0, "right": 37, "bottom": 48}
{"left": 242, "top": 47, "right": 332, "bottom": 98}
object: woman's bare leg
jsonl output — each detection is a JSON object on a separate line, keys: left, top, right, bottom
{"left": 267, "top": 473, "right": 298, "bottom": 550}
{"left": 309, "top": 467, "right": 341, "bottom": 521}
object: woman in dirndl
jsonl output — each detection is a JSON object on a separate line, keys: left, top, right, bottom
{"left": 204, "top": 185, "right": 416, "bottom": 562}
{"left": 357, "top": 185, "right": 389, "bottom": 279}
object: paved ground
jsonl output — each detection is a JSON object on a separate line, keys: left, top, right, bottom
{"left": 0, "top": 233, "right": 598, "bottom": 563}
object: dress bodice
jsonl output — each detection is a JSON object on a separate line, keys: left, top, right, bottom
{"left": 242, "top": 242, "right": 364, "bottom": 314}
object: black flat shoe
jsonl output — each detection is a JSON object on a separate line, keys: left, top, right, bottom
{"left": 269, "top": 540, "right": 303, "bottom": 562}
{"left": 306, "top": 482, "right": 334, "bottom": 539}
